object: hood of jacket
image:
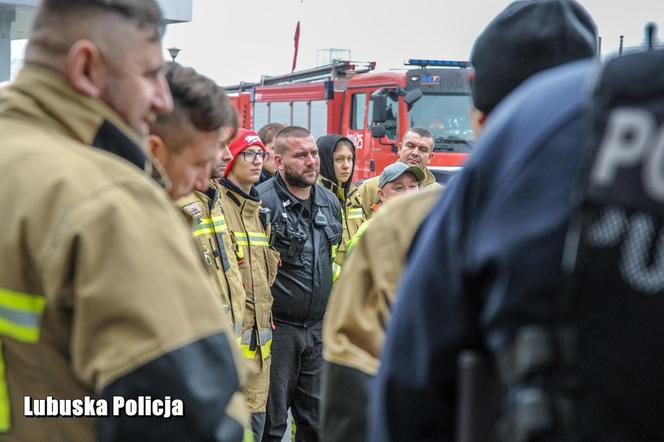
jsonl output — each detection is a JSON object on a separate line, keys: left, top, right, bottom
{"left": 316, "top": 134, "right": 356, "bottom": 199}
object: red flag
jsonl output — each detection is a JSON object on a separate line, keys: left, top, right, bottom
{"left": 291, "top": 21, "right": 301, "bottom": 72}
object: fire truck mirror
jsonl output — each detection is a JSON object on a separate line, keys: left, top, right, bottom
{"left": 371, "top": 95, "right": 388, "bottom": 124}
{"left": 370, "top": 125, "right": 386, "bottom": 139}
{"left": 404, "top": 88, "right": 423, "bottom": 109}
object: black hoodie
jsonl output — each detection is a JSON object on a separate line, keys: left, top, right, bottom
{"left": 316, "top": 134, "right": 356, "bottom": 199}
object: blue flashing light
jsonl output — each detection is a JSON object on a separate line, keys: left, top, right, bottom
{"left": 406, "top": 59, "right": 470, "bottom": 68}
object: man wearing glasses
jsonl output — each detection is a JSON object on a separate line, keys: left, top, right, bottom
{"left": 219, "top": 129, "right": 281, "bottom": 441}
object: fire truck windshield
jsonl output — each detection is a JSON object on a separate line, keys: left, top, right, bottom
{"left": 408, "top": 94, "right": 474, "bottom": 152}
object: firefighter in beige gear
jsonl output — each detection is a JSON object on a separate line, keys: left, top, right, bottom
{"left": 321, "top": 188, "right": 442, "bottom": 442}
{"left": 0, "top": 1, "right": 248, "bottom": 441}
{"left": 357, "top": 127, "right": 442, "bottom": 219}
{"left": 148, "top": 65, "right": 246, "bottom": 337}
{"left": 177, "top": 170, "right": 247, "bottom": 338}
{"left": 315, "top": 135, "right": 365, "bottom": 273}
{"left": 219, "top": 129, "right": 280, "bottom": 441}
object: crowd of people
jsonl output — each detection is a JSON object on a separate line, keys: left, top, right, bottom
{"left": 1, "top": 0, "right": 663, "bottom": 442}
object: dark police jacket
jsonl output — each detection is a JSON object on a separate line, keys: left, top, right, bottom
{"left": 371, "top": 60, "right": 597, "bottom": 442}
{"left": 373, "top": 52, "right": 664, "bottom": 442}
{"left": 257, "top": 173, "right": 342, "bottom": 326}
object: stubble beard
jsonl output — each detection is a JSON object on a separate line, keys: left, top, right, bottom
{"left": 284, "top": 165, "right": 317, "bottom": 188}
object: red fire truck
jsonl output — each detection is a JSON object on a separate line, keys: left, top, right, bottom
{"left": 226, "top": 59, "right": 474, "bottom": 182}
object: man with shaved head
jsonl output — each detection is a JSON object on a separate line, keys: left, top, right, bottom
{"left": 0, "top": 1, "right": 247, "bottom": 441}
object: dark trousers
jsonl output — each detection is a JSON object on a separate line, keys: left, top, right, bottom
{"left": 252, "top": 412, "right": 266, "bottom": 442}
{"left": 262, "top": 320, "right": 323, "bottom": 442}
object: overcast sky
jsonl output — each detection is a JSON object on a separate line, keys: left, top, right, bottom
{"left": 10, "top": 0, "right": 660, "bottom": 84}
{"left": 157, "top": 0, "right": 659, "bottom": 86}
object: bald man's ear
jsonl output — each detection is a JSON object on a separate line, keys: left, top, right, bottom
{"left": 66, "top": 39, "right": 106, "bottom": 98}
{"left": 274, "top": 153, "right": 284, "bottom": 171}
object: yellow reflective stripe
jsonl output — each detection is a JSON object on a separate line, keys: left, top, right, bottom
{"left": 260, "top": 339, "right": 272, "bottom": 360}
{"left": 0, "top": 289, "right": 45, "bottom": 343}
{"left": 345, "top": 220, "right": 371, "bottom": 256}
{"left": 0, "top": 318, "right": 40, "bottom": 343}
{"left": 0, "top": 289, "right": 45, "bottom": 433}
{"left": 244, "top": 428, "right": 254, "bottom": 442}
{"left": 347, "top": 207, "right": 364, "bottom": 220}
{"left": 237, "top": 328, "right": 272, "bottom": 360}
{"left": 232, "top": 232, "right": 269, "bottom": 247}
{"left": 240, "top": 344, "right": 257, "bottom": 359}
{"left": 193, "top": 216, "right": 227, "bottom": 237}
{"left": 332, "top": 262, "right": 342, "bottom": 283}
{"left": 199, "top": 216, "right": 226, "bottom": 225}
{"left": 192, "top": 227, "right": 215, "bottom": 237}
{"left": 238, "top": 330, "right": 257, "bottom": 359}
{"left": 0, "top": 341, "right": 9, "bottom": 432}
{"left": 0, "top": 289, "right": 46, "bottom": 314}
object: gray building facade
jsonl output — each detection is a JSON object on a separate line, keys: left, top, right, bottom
{"left": 0, "top": 0, "right": 192, "bottom": 81}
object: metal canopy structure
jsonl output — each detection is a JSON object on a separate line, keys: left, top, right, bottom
{"left": 0, "top": 0, "right": 192, "bottom": 81}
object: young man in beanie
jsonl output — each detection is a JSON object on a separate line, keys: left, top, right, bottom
{"left": 322, "top": 1, "right": 597, "bottom": 441}
{"left": 219, "top": 129, "right": 281, "bottom": 441}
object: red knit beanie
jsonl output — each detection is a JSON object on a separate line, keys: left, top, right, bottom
{"left": 225, "top": 128, "right": 266, "bottom": 177}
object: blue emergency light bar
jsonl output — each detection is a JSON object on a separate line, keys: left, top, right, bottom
{"left": 406, "top": 59, "right": 470, "bottom": 68}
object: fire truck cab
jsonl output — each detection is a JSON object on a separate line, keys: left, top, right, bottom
{"left": 227, "top": 59, "right": 474, "bottom": 182}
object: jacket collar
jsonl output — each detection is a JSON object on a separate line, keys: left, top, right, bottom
{"left": 220, "top": 178, "right": 260, "bottom": 202}
{"left": 422, "top": 167, "right": 438, "bottom": 187}
{"left": 274, "top": 173, "right": 329, "bottom": 208}
{"left": 9, "top": 65, "right": 148, "bottom": 170}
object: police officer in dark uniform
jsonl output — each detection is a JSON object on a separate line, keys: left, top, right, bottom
{"left": 257, "top": 126, "right": 342, "bottom": 442}
{"left": 370, "top": 43, "right": 664, "bottom": 442}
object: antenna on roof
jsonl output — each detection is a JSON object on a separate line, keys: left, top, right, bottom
{"left": 645, "top": 22, "right": 657, "bottom": 50}
{"left": 619, "top": 35, "right": 624, "bottom": 56}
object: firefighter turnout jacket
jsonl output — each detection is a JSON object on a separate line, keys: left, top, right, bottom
{"left": 321, "top": 187, "right": 443, "bottom": 442}
{"left": 219, "top": 179, "right": 280, "bottom": 413}
{"left": 0, "top": 66, "right": 247, "bottom": 441}
{"left": 317, "top": 177, "right": 365, "bottom": 269}
{"left": 357, "top": 165, "right": 441, "bottom": 220}
{"left": 178, "top": 181, "right": 247, "bottom": 337}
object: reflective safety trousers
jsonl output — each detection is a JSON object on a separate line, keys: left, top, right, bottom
{"left": 179, "top": 182, "right": 247, "bottom": 337}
